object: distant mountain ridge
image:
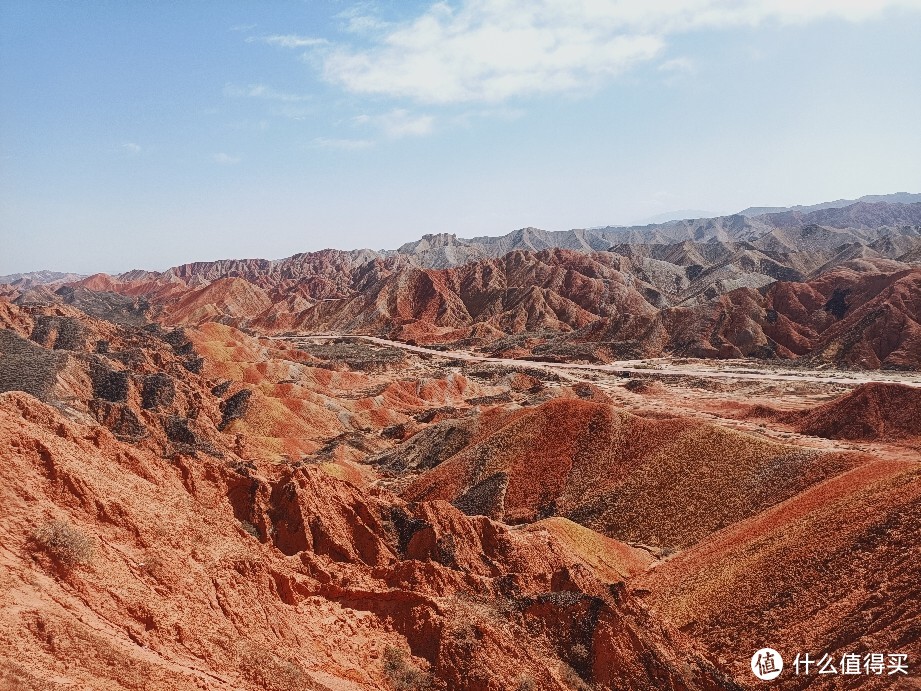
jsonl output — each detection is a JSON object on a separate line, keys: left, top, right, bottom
{"left": 3, "top": 195, "right": 919, "bottom": 281}
{"left": 383, "top": 201, "right": 921, "bottom": 269}
{"left": 0, "top": 270, "right": 86, "bottom": 287}
{"left": 629, "top": 209, "right": 716, "bottom": 225}
{"left": 4, "top": 196, "right": 921, "bottom": 370}
{"left": 738, "top": 192, "right": 921, "bottom": 217}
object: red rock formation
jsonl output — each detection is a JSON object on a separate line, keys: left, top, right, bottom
{"left": 638, "top": 459, "right": 921, "bottom": 689}
{"left": 0, "top": 390, "right": 733, "bottom": 690}
{"left": 400, "top": 398, "right": 864, "bottom": 549}
{"left": 792, "top": 382, "right": 921, "bottom": 441}
{"left": 30, "top": 224, "right": 915, "bottom": 370}
{"left": 160, "top": 277, "right": 273, "bottom": 327}
{"left": 61, "top": 246, "right": 921, "bottom": 369}
{"left": 3, "top": 284, "right": 918, "bottom": 690}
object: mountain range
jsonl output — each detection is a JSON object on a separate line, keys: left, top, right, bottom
{"left": 5, "top": 198, "right": 919, "bottom": 370}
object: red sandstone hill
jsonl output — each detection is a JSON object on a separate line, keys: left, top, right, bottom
{"left": 2, "top": 390, "right": 740, "bottom": 690}
{"left": 791, "top": 382, "right": 921, "bottom": 441}
{"left": 47, "top": 244, "right": 921, "bottom": 369}
{"left": 0, "top": 299, "right": 742, "bottom": 689}
{"left": 396, "top": 398, "right": 864, "bottom": 550}
{"left": 242, "top": 249, "right": 658, "bottom": 344}
{"left": 569, "top": 265, "right": 921, "bottom": 366}
{"left": 2, "top": 289, "right": 919, "bottom": 689}
{"left": 762, "top": 266, "right": 921, "bottom": 368}
{"left": 160, "top": 277, "right": 273, "bottom": 327}
{"left": 23, "top": 200, "right": 912, "bottom": 372}
{"left": 0, "top": 296, "right": 513, "bottom": 467}
{"left": 638, "top": 459, "right": 921, "bottom": 690}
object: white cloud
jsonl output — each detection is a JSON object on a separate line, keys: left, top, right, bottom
{"left": 659, "top": 57, "right": 697, "bottom": 75}
{"left": 353, "top": 109, "right": 435, "bottom": 138}
{"left": 342, "top": 14, "right": 391, "bottom": 34}
{"left": 311, "top": 137, "right": 375, "bottom": 150}
{"left": 121, "top": 142, "right": 142, "bottom": 155}
{"left": 247, "top": 34, "right": 328, "bottom": 48}
{"left": 213, "top": 153, "right": 241, "bottom": 165}
{"left": 223, "top": 83, "right": 312, "bottom": 103}
{"left": 312, "top": 0, "right": 921, "bottom": 104}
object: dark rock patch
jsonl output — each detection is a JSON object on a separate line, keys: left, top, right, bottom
{"left": 89, "top": 360, "right": 130, "bottom": 403}
{"left": 89, "top": 400, "right": 147, "bottom": 442}
{"left": 54, "top": 285, "right": 149, "bottom": 327}
{"left": 219, "top": 389, "right": 252, "bottom": 431}
{"left": 164, "top": 416, "right": 197, "bottom": 445}
{"left": 181, "top": 356, "right": 204, "bottom": 373}
{"left": 211, "top": 380, "right": 231, "bottom": 397}
{"left": 824, "top": 288, "right": 851, "bottom": 320}
{"left": 0, "top": 330, "right": 65, "bottom": 400}
{"left": 141, "top": 373, "right": 175, "bottom": 410}
{"left": 453, "top": 472, "right": 508, "bottom": 520}
{"left": 30, "top": 316, "right": 86, "bottom": 351}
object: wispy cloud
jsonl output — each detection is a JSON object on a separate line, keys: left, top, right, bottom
{"left": 247, "top": 34, "right": 328, "bottom": 48}
{"left": 353, "top": 109, "right": 435, "bottom": 138}
{"left": 311, "top": 137, "right": 374, "bottom": 151}
{"left": 213, "top": 153, "right": 241, "bottom": 165}
{"left": 121, "top": 142, "right": 142, "bottom": 155}
{"left": 450, "top": 106, "right": 526, "bottom": 129}
{"left": 224, "top": 83, "right": 312, "bottom": 103}
{"left": 659, "top": 57, "right": 697, "bottom": 75}
{"left": 309, "top": 0, "right": 921, "bottom": 104}
{"left": 334, "top": 5, "right": 392, "bottom": 34}
{"left": 230, "top": 23, "right": 257, "bottom": 32}
{"left": 273, "top": 105, "right": 316, "bottom": 121}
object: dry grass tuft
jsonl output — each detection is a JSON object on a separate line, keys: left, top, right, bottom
{"left": 33, "top": 519, "right": 94, "bottom": 570}
{"left": 383, "top": 645, "right": 432, "bottom": 690}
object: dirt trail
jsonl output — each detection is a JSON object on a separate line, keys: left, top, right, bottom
{"left": 277, "top": 334, "right": 921, "bottom": 389}
{"left": 276, "top": 334, "right": 921, "bottom": 465}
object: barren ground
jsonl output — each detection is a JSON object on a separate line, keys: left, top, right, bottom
{"left": 281, "top": 334, "right": 921, "bottom": 465}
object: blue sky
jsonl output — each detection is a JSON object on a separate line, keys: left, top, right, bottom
{"left": 2, "top": 0, "right": 920, "bottom": 275}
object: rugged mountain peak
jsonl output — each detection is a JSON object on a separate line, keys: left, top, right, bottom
{"left": 397, "top": 232, "right": 466, "bottom": 253}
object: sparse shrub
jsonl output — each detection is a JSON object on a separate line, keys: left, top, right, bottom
{"left": 33, "top": 519, "right": 94, "bottom": 570}
{"left": 383, "top": 645, "right": 432, "bottom": 691}
{"left": 237, "top": 641, "right": 321, "bottom": 691}
{"left": 517, "top": 674, "right": 537, "bottom": 691}
{"left": 239, "top": 520, "right": 260, "bottom": 539}
{"left": 560, "top": 662, "right": 595, "bottom": 691}
{"left": 570, "top": 642, "right": 589, "bottom": 662}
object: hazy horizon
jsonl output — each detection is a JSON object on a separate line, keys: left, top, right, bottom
{"left": 2, "top": 1, "right": 920, "bottom": 275}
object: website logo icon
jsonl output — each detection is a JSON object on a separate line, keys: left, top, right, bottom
{"left": 752, "top": 648, "right": 783, "bottom": 681}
